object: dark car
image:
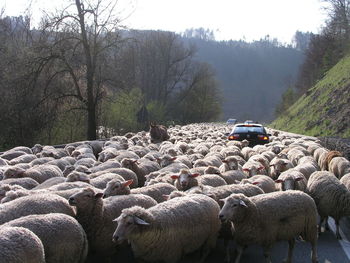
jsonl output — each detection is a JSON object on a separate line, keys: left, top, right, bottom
{"left": 228, "top": 123, "right": 269, "bottom": 146}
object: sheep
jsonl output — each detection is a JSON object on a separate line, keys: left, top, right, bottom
{"left": 328, "top": 157, "right": 350, "bottom": 178}
{"left": 275, "top": 170, "right": 307, "bottom": 192}
{"left": 121, "top": 158, "right": 160, "bottom": 186}
{"left": 193, "top": 154, "right": 222, "bottom": 168}
{"left": 0, "top": 193, "right": 75, "bottom": 224}
{"left": 0, "top": 184, "right": 26, "bottom": 202}
{"left": 0, "top": 157, "right": 8, "bottom": 166}
{"left": 89, "top": 160, "right": 121, "bottom": 173}
{"left": 32, "top": 177, "right": 67, "bottom": 190}
{"left": 97, "top": 147, "right": 119, "bottom": 162}
{"left": 219, "top": 156, "right": 242, "bottom": 173}
{"left": 144, "top": 172, "right": 175, "bottom": 186}
{"left": 0, "top": 177, "right": 39, "bottom": 189}
{"left": 157, "top": 154, "right": 192, "bottom": 169}
{"left": 0, "top": 226, "right": 45, "bottom": 263}
{"left": 3, "top": 164, "right": 63, "bottom": 183}
{"left": 219, "top": 191, "right": 318, "bottom": 263}
{"left": 269, "top": 157, "right": 294, "bottom": 179}
{"left": 149, "top": 122, "right": 170, "bottom": 143}
{"left": 2, "top": 213, "right": 88, "bottom": 263}
{"left": 30, "top": 157, "right": 55, "bottom": 166}
{"left": 171, "top": 169, "right": 226, "bottom": 191}
{"left": 89, "top": 167, "right": 139, "bottom": 188}
{"left": 112, "top": 194, "right": 221, "bottom": 263}
{"left": 242, "top": 160, "right": 266, "bottom": 177}
{"left": 0, "top": 150, "right": 27, "bottom": 161}
{"left": 8, "top": 154, "right": 37, "bottom": 165}
{"left": 307, "top": 171, "right": 350, "bottom": 239}
{"left": 287, "top": 148, "right": 306, "bottom": 166}
{"left": 68, "top": 187, "right": 157, "bottom": 258}
{"left": 321, "top": 151, "right": 343, "bottom": 171}
{"left": 240, "top": 175, "right": 276, "bottom": 193}
{"left": 340, "top": 173, "right": 350, "bottom": 191}
{"left": 103, "top": 180, "right": 177, "bottom": 202}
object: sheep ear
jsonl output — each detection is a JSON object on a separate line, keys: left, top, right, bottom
{"left": 275, "top": 179, "right": 283, "bottom": 183}
{"left": 222, "top": 160, "right": 227, "bottom": 163}
{"left": 171, "top": 175, "right": 179, "bottom": 179}
{"left": 239, "top": 200, "right": 247, "bottom": 208}
{"left": 242, "top": 168, "right": 250, "bottom": 172}
{"left": 252, "top": 181, "right": 260, "bottom": 185}
{"left": 163, "top": 194, "right": 170, "bottom": 201}
{"left": 170, "top": 157, "right": 177, "bottom": 161}
{"left": 190, "top": 173, "right": 200, "bottom": 178}
{"left": 295, "top": 177, "right": 304, "bottom": 182}
{"left": 134, "top": 216, "right": 150, "bottom": 226}
{"left": 258, "top": 166, "right": 265, "bottom": 171}
{"left": 122, "top": 180, "right": 133, "bottom": 187}
{"left": 95, "top": 192, "right": 104, "bottom": 199}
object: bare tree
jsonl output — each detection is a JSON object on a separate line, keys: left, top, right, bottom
{"left": 38, "top": 0, "right": 123, "bottom": 140}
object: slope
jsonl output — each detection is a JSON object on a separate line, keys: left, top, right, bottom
{"left": 271, "top": 54, "right": 350, "bottom": 137}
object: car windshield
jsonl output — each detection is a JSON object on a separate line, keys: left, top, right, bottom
{"left": 233, "top": 126, "right": 264, "bottom": 133}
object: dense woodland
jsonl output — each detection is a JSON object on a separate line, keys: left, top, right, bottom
{"left": 0, "top": 0, "right": 347, "bottom": 150}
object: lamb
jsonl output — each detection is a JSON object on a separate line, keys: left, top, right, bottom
{"left": 0, "top": 226, "right": 45, "bottom": 263}
{"left": 2, "top": 213, "right": 88, "bottom": 263}
{"left": 0, "top": 193, "right": 75, "bottom": 224}
{"left": 275, "top": 170, "right": 307, "bottom": 192}
{"left": 328, "top": 157, "right": 350, "bottom": 178}
{"left": 112, "top": 194, "right": 221, "bottom": 263}
{"left": 307, "top": 171, "right": 350, "bottom": 239}
{"left": 121, "top": 158, "right": 160, "bottom": 186}
{"left": 219, "top": 191, "right": 318, "bottom": 263}
{"left": 240, "top": 175, "right": 276, "bottom": 193}
{"left": 269, "top": 157, "right": 294, "bottom": 179}
{"left": 68, "top": 187, "right": 157, "bottom": 259}
{"left": 103, "top": 180, "right": 177, "bottom": 202}
{"left": 3, "top": 164, "right": 63, "bottom": 183}
{"left": 149, "top": 122, "right": 170, "bottom": 143}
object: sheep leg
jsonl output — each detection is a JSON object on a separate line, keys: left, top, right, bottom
{"left": 224, "top": 238, "right": 231, "bottom": 263}
{"left": 262, "top": 246, "right": 272, "bottom": 263}
{"left": 335, "top": 219, "right": 342, "bottom": 239}
{"left": 311, "top": 240, "right": 318, "bottom": 263}
{"left": 325, "top": 216, "right": 330, "bottom": 231}
{"left": 234, "top": 245, "right": 245, "bottom": 263}
{"left": 318, "top": 217, "right": 326, "bottom": 233}
{"left": 283, "top": 238, "right": 295, "bottom": 263}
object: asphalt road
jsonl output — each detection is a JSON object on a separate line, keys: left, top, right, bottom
{"left": 202, "top": 217, "right": 350, "bottom": 263}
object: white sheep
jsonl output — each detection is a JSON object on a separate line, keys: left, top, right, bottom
{"left": 307, "top": 171, "right": 350, "bottom": 239}
{"left": 219, "top": 156, "right": 242, "bottom": 173}
{"left": 121, "top": 158, "right": 160, "bottom": 186}
{"left": 242, "top": 160, "right": 266, "bottom": 177}
{"left": 112, "top": 194, "right": 221, "bottom": 263}
{"left": 2, "top": 213, "right": 88, "bottom": 263}
{"left": 340, "top": 173, "right": 350, "bottom": 190}
{"left": 3, "top": 164, "right": 63, "bottom": 183}
{"left": 275, "top": 170, "right": 307, "bottom": 192}
{"left": 0, "top": 193, "right": 75, "bottom": 224}
{"left": 269, "top": 157, "right": 294, "bottom": 179}
{"left": 219, "top": 191, "right": 318, "bottom": 263}
{"left": 0, "top": 177, "right": 39, "bottom": 189}
{"left": 89, "top": 167, "right": 139, "bottom": 188}
{"left": 328, "top": 157, "right": 350, "bottom": 178}
{"left": 0, "top": 226, "right": 45, "bottom": 263}
{"left": 103, "top": 180, "right": 177, "bottom": 202}
{"left": 240, "top": 174, "right": 276, "bottom": 193}
{"left": 68, "top": 187, "right": 157, "bottom": 259}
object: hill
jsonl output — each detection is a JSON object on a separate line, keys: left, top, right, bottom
{"left": 271, "top": 54, "right": 350, "bottom": 137}
{"left": 187, "top": 38, "right": 303, "bottom": 122}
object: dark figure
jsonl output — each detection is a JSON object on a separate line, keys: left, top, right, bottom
{"left": 149, "top": 122, "right": 170, "bottom": 143}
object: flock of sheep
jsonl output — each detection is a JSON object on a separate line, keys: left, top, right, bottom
{"left": 0, "top": 122, "right": 350, "bottom": 263}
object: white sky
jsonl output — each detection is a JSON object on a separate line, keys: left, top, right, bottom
{"left": 1, "top": 0, "right": 328, "bottom": 43}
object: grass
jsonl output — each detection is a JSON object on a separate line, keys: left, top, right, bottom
{"left": 271, "top": 55, "right": 350, "bottom": 138}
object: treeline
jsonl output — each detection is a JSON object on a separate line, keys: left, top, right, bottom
{"left": 0, "top": 0, "right": 221, "bottom": 150}
{"left": 275, "top": 0, "right": 350, "bottom": 116}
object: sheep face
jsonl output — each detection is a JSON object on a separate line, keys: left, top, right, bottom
{"left": 103, "top": 180, "right": 132, "bottom": 198}
{"left": 219, "top": 195, "right": 248, "bottom": 223}
{"left": 270, "top": 160, "right": 291, "bottom": 179}
{"left": 112, "top": 214, "right": 149, "bottom": 244}
{"left": 158, "top": 155, "right": 176, "bottom": 167}
{"left": 275, "top": 177, "right": 304, "bottom": 191}
{"left": 3, "top": 167, "right": 25, "bottom": 179}
{"left": 171, "top": 171, "right": 199, "bottom": 190}
{"left": 63, "top": 165, "right": 75, "bottom": 176}
{"left": 223, "top": 157, "right": 239, "bottom": 170}
{"left": 68, "top": 188, "right": 103, "bottom": 208}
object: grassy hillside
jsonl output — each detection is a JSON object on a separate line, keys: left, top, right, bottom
{"left": 271, "top": 54, "right": 350, "bottom": 138}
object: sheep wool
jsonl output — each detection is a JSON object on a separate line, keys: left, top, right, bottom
{"left": 113, "top": 194, "right": 221, "bottom": 263}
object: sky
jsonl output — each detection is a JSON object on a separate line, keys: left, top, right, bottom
{"left": 1, "top": 0, "right": 328, "bottom": 43}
